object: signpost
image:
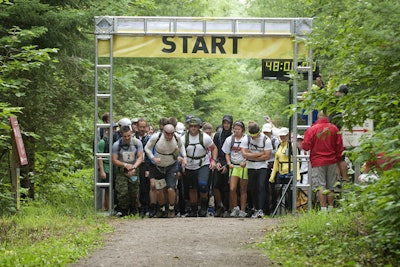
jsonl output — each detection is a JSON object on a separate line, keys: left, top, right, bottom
{"left": 9, "top": 116, "right": 28, "bottom": 209}
{"left": 342, "top": 119, "right": 374, "bottom": 148}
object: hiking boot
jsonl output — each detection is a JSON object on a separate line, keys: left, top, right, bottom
{"left": 155, "top": 210, "right": 167, "bottom": 218}
{"left": 230, "top": 206, "right": 240, "bottom": 217}
{"left": 238, "top": 210, "right": 247, "bottom": 218}
{"left": 148, "top": 210, "right": 156, "bottom": 218}
{"left": 148, "top": 204, "right": 158, "bottom": 218}
{"left": 246, "top": 208, "right": 255, "bottom": 218}
{"left": 198, "top": 207, "right": 207, "bottom": 217}
{"left": 198, "top": 199, "right": 208, "bottom": 217}
{"left": 214, "top": 206, "right": 225, "bottom": 217}
{"left": 167, "top": 209, "right": 175, "bottom": 218}
{"left": 222, "top": 210, "right": 231, "bottom": 218}
{"left": 187, "top": 210, "right": 198, "bottom": 217}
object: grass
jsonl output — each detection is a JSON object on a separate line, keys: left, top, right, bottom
{"left": 0, "top": 201, "right": 113, "bottom": 267}
{"left": 258, "top": 209, "right": 389, "bottom": 266}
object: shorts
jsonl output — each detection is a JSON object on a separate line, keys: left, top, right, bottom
{"left": 150, "top": 162, "right": 178, "bottom": 189}
{"left": 311, "top": 164, "right": 337, "bottom": 191}
{"left": 98, "top": 172, "right": 110, "bottom": 184}
{"left": 229, "top": 165, "right": 248, "bottom": 180}
{"left": 184, "top": 165, "right": 210, "bottom": 190}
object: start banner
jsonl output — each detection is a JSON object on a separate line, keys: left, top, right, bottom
{"left": 98, "top": 35, "right": 306, "bottom": 59}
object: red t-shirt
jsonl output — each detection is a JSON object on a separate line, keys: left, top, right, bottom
{"left": 302, "top": 118, "right": 344, "bottom": 167}
{"left": 365, "top": 152, "right": 396, "bottom": 172}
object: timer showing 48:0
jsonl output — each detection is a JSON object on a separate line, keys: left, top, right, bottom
{"left": 264, "top": 60, "right": 317, "bottom": 72}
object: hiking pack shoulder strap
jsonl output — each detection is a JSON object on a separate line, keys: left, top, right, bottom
{"left": 277, "top": 142, "right": 300, "bottom": 154}
{"left": 118, "top": 137, "right": 138, "bottom": 151}
{"left": 185, "top": 130, "right": 205, "bottom": 150}
{"left": 153, "top": 131, "right": 180, "bottom": 156}
{"left": 230, "top": 135, "right": 251, "bottom": 150}
{"left": 185, "top": 130, "right": 207, "bottom": 164}
{"left": 271, "top": 136, "right": 277, "bottom": 150}
{"left": 249, "top": 135, "right": 267, "bottom": 149}
{"left": 155, "top": 131, "right": 179, "bottom": 146}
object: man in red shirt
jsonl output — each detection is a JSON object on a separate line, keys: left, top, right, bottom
{"left": 302, "top": 111, "right": 344, "bottom": 212}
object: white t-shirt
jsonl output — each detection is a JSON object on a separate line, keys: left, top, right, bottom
{"left": 222, "top": 135, "right": 247, "bottom": 164}
{"left": 240, "top": 133, "right": 272, "bottom": 169}
{"left": 181, "top": 132, "right": 214, "bottom": 170}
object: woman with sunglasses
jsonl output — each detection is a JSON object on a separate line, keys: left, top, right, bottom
{"left": 222, "top": 121, "right": 249, "bottom": 217}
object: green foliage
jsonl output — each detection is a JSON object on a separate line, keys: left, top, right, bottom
{"left": 347, "top": 126, "right": 400, "bottom": 262}
{"left": 298, "top": 0, "right": 400, "bottom": 130}
{"left": 0, "top": 201, "right": 113, "bottom": 266}
{"left": 246, "top": 0, "right": 308, "bottom": 17}
{"left": 260, "top": 211, "right": 391, "bottom": 266}
{"left": 33, "top": 118, "right": 93, "bottom": 205}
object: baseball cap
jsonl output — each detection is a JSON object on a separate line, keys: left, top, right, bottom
{"left": 336, "top": 84, "right": 348, "bottom": 94}
{"left": 262, "top": 123, "right": 272, "bottom": 133}
{"left": 188, "top": 117, "right": 202, "bottom": 126}
{"left": 278, "top": 127, "right": 289, "bottom": 136}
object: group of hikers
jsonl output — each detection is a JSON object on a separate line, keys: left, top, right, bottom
{"left": 97, "top": 110, "right": 345, "bottom": 218}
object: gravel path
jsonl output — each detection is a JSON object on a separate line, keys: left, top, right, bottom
{"left": 72, "top": 216, "right": 277, "bottom": 267}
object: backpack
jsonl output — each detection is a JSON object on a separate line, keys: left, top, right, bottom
{"left": 276, "top": 142, "right": 300, "bottom": 157}
{"left": 185, "top": 130, "right": 207, "bottom": 164}
{"left": 154, "top": 131, "right": 179, "bottom": 146}
{"left": 248, "top": 135, "right": 268, "bottom": 151}
{"left": 271, "top": 135, "right": 278, "bottom": 151}
{"left": 230, "top": 135, "right": 251, "bottom": 151}
{"left": 118, "top": 136, "right": 139, "bottom": 151}
{"left": 153, "top": 131, "right": 180, "bottom": 157}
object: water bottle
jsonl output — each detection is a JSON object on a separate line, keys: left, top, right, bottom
{"left": 130, "top": 175, "right": 138, "bottom": 182}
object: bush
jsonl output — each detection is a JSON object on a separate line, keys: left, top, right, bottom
{"left": 349, "top": 125, "right": 400, "bottom": 264}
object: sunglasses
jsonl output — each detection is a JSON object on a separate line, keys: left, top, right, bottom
{"left": 248, "top": 132, "right": 259, "bottom": 137}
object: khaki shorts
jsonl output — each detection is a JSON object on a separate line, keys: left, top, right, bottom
{"left": 311, "top": 164, "right": 337, "bottom": 191}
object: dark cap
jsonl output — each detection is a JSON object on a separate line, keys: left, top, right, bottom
{"left": 188, "top": 117, "right": 202, "bottom": 126}
{"left": 222, "top": 115, "right": 233, "bottom": 123}
{"left": 336, "top": 84, "right": 348, "bottom": 95}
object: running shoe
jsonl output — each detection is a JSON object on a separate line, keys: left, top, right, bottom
{"left": 230, "top": 206, "right": 240, "bottom": 217}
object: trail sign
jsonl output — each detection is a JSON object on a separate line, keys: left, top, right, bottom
{"left": 342, "top": 119, "right": 374, "bottom": 147}
{"left": 10, "top": 116, "right": 28, "bottom": 166}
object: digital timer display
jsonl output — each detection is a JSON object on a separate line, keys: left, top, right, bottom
{"left": 262, "top": 59, "right": 319, "bottom": 81}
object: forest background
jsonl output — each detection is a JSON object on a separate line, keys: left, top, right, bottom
{"left": 0, "top": 0, "right": 399, "bottom": 266}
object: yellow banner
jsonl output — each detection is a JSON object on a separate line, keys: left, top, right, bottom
{"left": 98, "top": 36, "right": 306, "bottom": 59}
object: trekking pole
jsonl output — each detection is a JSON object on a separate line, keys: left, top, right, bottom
{"left": 271, "top": 174, "right": 294, "bottom": 218}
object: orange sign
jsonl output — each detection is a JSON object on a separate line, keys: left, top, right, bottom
{"left": 9, "top": 116, "right": 28, "bottom": 166}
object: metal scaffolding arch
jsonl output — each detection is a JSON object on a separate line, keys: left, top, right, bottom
{"left": 94, "top": 16, "right": 313, "bottom": 215}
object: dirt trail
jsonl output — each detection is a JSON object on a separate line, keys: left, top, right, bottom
{"left": 72, "top": 217, "right": 277, "bottom": 267}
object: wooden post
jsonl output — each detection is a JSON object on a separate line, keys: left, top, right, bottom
{"left": 9, "top": 116, "right": 28, "bottom": 209}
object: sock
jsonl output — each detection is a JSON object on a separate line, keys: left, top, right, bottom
{"left": 328, "top": 205, "right": 334, "bottom": 212}
{"left": 160, "top": 206, "right": 165, "bottom": 211}
{"left": 321, "top": 207, "right": 327, "bottom": 212}
{"left": 169, "top": 204, "right": 174, "bottom": 211}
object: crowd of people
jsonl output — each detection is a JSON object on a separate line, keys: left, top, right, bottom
{"left": 97, "top": 111, "right": 346, "bottom": 218}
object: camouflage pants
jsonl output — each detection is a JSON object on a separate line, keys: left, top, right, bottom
{"left": 115, "top": 169, "right": 139, "bottom": 212}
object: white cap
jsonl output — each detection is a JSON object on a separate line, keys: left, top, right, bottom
{"left": 262, "top": 123, "right": 272, "bottom": 133}
{"left": 278, "top": 127, "right": 289, "bottom": 136}
{"left": 297, "top": 134, "right": 304, "bottom": 139}
{"left": 118, "top": 118, "right": 132, "bottom": 131}
{"left": 175, "top": 122, "right": 185, "bottom": 135}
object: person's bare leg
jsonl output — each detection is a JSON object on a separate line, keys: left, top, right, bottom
{"left": 239, "top": 179, "right": 248, "bottom": 211}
